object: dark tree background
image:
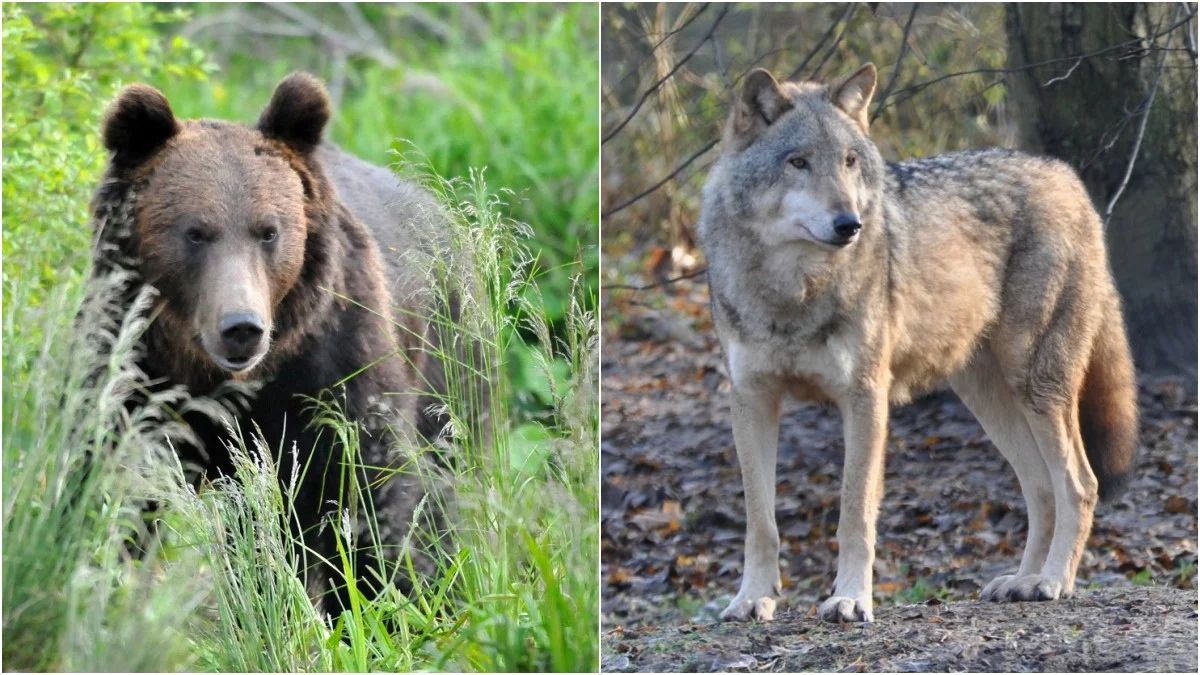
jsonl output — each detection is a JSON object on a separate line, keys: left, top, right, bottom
{"left": 1006, "top": 2, "right": 1197, "bottom": 375}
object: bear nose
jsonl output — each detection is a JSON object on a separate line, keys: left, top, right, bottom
{"left": 832, "top": 213, "right": 862, "bottom": 240}
{"left": 219, "top": 312, "right": 265, "bottom": 355}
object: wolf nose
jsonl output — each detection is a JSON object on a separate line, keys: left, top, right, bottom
{"left": 219, "top": 312, "right": 265, "bottom": 355}
{"left": 833, "top": 213, "right": 862, "bottom": 240}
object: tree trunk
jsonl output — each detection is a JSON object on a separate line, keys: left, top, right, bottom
{"left": 1005, "top": 2, "right": 1197, "bottom": 379}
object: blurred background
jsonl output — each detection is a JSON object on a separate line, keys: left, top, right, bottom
{"left": 602, "top": 2, "right": 1196, "bottom": 376}
{"left": 600, "top": 2, "right": 1197, "bottom": 644}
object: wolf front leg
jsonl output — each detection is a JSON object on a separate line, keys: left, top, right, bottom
{"left": 721, "top": 382, "right": 784, "bottom": 622}
{"left": 821, "top": 385, "right": 889, "bottom": 623}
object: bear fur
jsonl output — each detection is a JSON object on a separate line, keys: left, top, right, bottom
{"left": 90, "top": 72, "right": 454, "bottom": 614}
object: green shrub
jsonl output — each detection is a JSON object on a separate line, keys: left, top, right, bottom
{"left": 1, "top": 3, "right": 213, "bottom": 310}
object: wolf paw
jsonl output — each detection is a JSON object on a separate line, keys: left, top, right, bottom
{"left": 818, "top": 595, "right": 873, "bottom": 623}
{"left": 721, "top": 594, "right": 777, "bottom": 621}
{"left": 991, "top": 574, "right": 1063, "bottom": 602}
{"left": 980, "top": 574, "right": 1016, "bottom": 602}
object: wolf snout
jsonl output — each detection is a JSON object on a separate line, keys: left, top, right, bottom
{"left": 831, "top": 213, "right": 862, "bottom": 245}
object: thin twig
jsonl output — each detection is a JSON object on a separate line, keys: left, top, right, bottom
{"left": 614, "top": 4, "right": 712, "bottom": 92}
{"left": 267, "top": 2, "right": 399, "bottom": 68}
{"left": 1103, "top": 5, "right": 1181, "bottom": 227}
{"left": 1042, "top": 56, "right": 1082, "bottom": 86}
{"left": 329, "top": 48, "right": 348, "bottom": 110}
{"left": 871, "top": 4, "right": 919, "bottom": 122}
{"left": 875, "top": 11, "right": 1194, "bottom": 115}
{"left": 601, "top": 139, "right": 719, "bottom": 220}
{"left": 340, "top": 2, "right": 380, "bottom": 47}
{"left": 1179, "top": 1, "right": 1198, "bottom": 63}
{"left": 602, "top": 4, "right": 730, "bottom": 145}
{"left": 786, "top": 3, "right": 857, "bottom": 81}
{"left": 604, "top": 268, "right": 708, "bottom": 292}
{"left": 809, "top": 4, "right": 861, "bottom": 79}
{"left": 182, "top": 10, "right": 312, "bottom": 40}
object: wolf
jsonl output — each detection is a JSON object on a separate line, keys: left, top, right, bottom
{"left": 696, "top": 63, "right": 1138, "bottom": 623}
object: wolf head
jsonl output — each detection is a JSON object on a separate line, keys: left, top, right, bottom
{"left": 705, "top": 64, "right": 884, "bottom": 250}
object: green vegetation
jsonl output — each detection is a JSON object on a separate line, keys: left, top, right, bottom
{"left": 3, "top": 3, "right": 598, "bottom": 672}
{"left": 888, "top": 577, "right": 952, "bottom": 606}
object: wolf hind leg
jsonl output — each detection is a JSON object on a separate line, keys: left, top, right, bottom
{"left": 999, "top": 396, "right": 1097, "bottom": 601}
{"left": 949, "top": 351, "right": 1056, "bottom": 601}
{"left": 721, "top": 384, "right": 783, "bottom": 622}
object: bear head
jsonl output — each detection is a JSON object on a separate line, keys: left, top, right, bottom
{"left": 98, "top": 73, "right": 345, "bottom": 385}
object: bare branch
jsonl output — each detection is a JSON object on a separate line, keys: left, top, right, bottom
{"left": 603, "top": 268, "right": 708, "bottom": 293}
{"left": 267, "top": 3, "right": 399, "bottom": 68}
{"left": 1104, "top": 5, "right": 1181, "bottom": 227}
{"left": 329, "top": 48, "right": 348, "bottom": 110}
{"left": 614, "top": 4, "right": 713, "bottom": 92}
{"left": 396, "top": 4, "right": 455, "bottom": 42}
{"left": 340, "top": 2, "right": 380, "bottom": 46}
{"left": 876, "top": 11, "right": 1194, "bottom": 116}
{"left": 181, "top": 9, "right": 311, "bottom": 40}
{"left": 602, "top": 4, "right": 730, "bottom": 145}
{"left": 872, "top": 4, "right": 919, "bottom": 122}
{"left": 602, "top": 138, "right": 719, "bottom": 220}
{"left": 785, "top": 3, "right": 857, "bottom": 81}
{"left": 1042, "top": 56, "right": 1082, "bottom": 86}
{"left": 809, "top": 3, "right": 861, "bottom": 80}
{"left": 1179, "top": 1, "right": 1198, "bottom": 63}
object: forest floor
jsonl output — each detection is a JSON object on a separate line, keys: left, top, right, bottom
{"left": 602, "top": 585, "right": 1197, "bottom": 672}
{"left": 601, "top": 274, "right": 1197, "bottom": 672}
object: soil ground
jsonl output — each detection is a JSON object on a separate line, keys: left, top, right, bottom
{"left": 602, "top": 586, "right": 1197, "bottom": 672}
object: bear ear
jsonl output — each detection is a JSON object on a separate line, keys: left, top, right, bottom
{"left": 729, "top": 69, "right": 793, "bottom": 150}
{"left": 102, "top": 84, "right": 180, "bottom": 166}
{"left": 830, "top": 63, "right": 877, "bottom": 134}
{"left": 257, "top": 72, "right": 331, "bottom": 153}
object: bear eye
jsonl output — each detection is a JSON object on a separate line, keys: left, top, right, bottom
{"left": 846, "top": 153, "right": 857, "bottom": 169}
{"left": 186, "top": 228, "right": 207, "bottom": 244}
{"left": 789, "top": 157, "right": 809, "bottom": 170}
{"left": 260, "top": 226, "right": 278, "bottom": 244}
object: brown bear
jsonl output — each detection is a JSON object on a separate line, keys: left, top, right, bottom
{"left": 89, "top": 72, "right": 457, "bottom": 615}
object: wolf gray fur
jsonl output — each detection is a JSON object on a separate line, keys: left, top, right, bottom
{"left": 696, "top": 64, "right": 1138, "bottom": 624}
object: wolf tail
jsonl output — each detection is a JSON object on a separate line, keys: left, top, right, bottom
{"left": 1078, "top": 297, "right": 1139, "bottom": 502}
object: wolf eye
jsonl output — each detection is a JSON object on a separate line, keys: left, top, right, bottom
{"left": 260, "top": 227, "right": 277, "bottom": 243}
{"left": 846, "top": 154, "right": 857, "bottom": 168}
{"left": 789, "top": 157, "right": 809, "bottom": 170}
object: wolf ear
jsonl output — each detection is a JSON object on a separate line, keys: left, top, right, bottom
{"left": 830, "top": 63, "right": 877, "bottom": 133}
{"left": 103, "top": 84, "right": 180, "bottom": 167}
{"left": 257, "top": 72, "right": 331, "bottom": 153}
{"left": 730, "top": 69, "right": 793, "bottom": 148}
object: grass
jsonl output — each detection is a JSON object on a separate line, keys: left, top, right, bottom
{"left": 2, "top": 4, "right": 598, "bottom": 671}
{"left": 888, "top": 577, "right": 952, "bottom": 606}
{"left": 3, "top": 166, "right": 598, "bottom": 672}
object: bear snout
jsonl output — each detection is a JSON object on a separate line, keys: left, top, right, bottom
{"left": 205, "top": 311, "right": 270, "bottom": 372}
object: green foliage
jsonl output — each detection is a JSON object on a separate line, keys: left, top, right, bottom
{"left": 888, "top": 577, "right": 951, "bottom": 606}
{"left": 1, "top": 3, "right": 213, "bottom": 309}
